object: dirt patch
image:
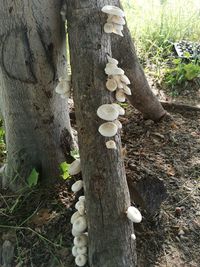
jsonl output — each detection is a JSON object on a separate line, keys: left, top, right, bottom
{"left": 0, "top": 106, "right": 199, "bottom": 267}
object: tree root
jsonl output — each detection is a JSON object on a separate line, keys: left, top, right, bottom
{"left": 161, "top": 101, "right": 200, "bottom": 112}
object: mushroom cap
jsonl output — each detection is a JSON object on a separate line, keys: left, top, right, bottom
{"left": 106, "top": 78, "right": 118, "bottom": 92}
{"left": 113, "top": 75, "right": 124, "bottom": 89}
{"left": 105, "top": 63, "right": 124, "bottom": 76}
{"left": 72, "top": 228, "right": 81, "bottom": 237}
{"left": 123, "top": 85, "right": 132, "bottom": 95}
{"left": 78, "top": 196, "right": 85, "bottom": 202}
{"left": 71, "top": 211, "right": 81, "bottom": 224}
{"left": 102, "top": 5, "right": 125, "bottom": 17}
{"left": 72, "top": 246, "right": 78, "bottom": 257}
{"left": 75, "top": 201, "right": 86, "bottom": 215}
{"left": 71, "top": 179, "right": 83, "bottom": 192}
{"left": 97, "top": 104, "right": 119, "bottom": 121}
{"left": 69, "top": 159, "right": 81, "bottom": 176}
{"left": 74, "top": 234, "right": 88, "bottom": 248}
{"left": 113, "top": 23, "right": 123, "bottom": 31}
{"left": 103, "top": 22, "right": 114, "bottom": 33}
{"left": 120, "top": 74, "right": 131, "bottom": 85}
{"left": 75, "top": 200, "right": 85, "bottom": 210}
{"left": 111, "top": 103, "right": 125, "bottom": 116}
{"left": 113, "top": 27, "right": 123, "bottom": 36}
{"left": 73, "top": 216, "right": 87, "bottom": 233}
{"left": 126, "top": 206, "right": 142, "bottom": 223}
{"left": 98, "top": 122, "right": 118, "bottom": 137}
{"left": 131, "top": 234, "right": 136, "bottom": 240}
{"left": 116, "top": 90, "right": 126, "bottom": 102}
{"left": 75, "top": 254, "right": 87, "bottom": 267}
{"left": 60, "top": 91, "right": 70, "bottom": 99}
{"left": 114, "top": 119, "right": 122, "bottom": 129}
{"left": 107, "top": 15, "right": 126, "bottom": 25}
{"left": 77, "top": 246, "right": 87, "bottom": 255}
{"left": 105, "top": 140, "right": 117, "bottom": 149}
{"left": 107, "top": 55, "right": 119, "bottom": 65}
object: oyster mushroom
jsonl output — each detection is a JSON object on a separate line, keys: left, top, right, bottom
{"left": 73, "top": 216, "right": 87, "bottom": 233}
{"left": 111, "top": 103, "right": 125, "bottom": 116}
{"left": 78, "top": 196, "right": 85, "bottom": 202}
{"left": 103, "top": 22, "right": 114, "bottom": 33}
{"left": 74, "top": 234, "right": 88, "bottom": 248}
{"left": 126, "top": 206, "right": 142, "bottom": 223}
{"left": 71, "top": 211, "right": 81, "bottom": 224}
{"left": 107, "top": 15, "right": 126, "bottom": 25}
{"left": 75, "top": 200, "right": 85, "bottom": 215}
{"left": 101, "top": 5, "right": 125, "bottom": 17}
{"left": 72, "top": 246, "right": 78, "bottom": 257}
{"left": 107, "top": 55, "right": 119, "bottom": 65}
{"left": 55, "top": 80, "right": 70, "bottom": 95}
{"left": 131, "top": 234, "right": 136, "bottom": 240}
{"left": 123, "top": 85, "right": 132, "bottom": 95}
{"left": 105, "top": 140, "right": 117, "bottom": 149}
{"left": 98, "top": 122, "right": 118, "bottom": 137}
{"left": 113, "top": 75, "right": 124, "bottom": 89}
{"left": 75, "top": 254, "right": 87, "bottom": 267}
{"left": 69, "top": 159, "right": 81, "bottom": 176}
{"left": 72, "top": 228, "right": 81, "bottom": 237}
{"left": 114, "top": 119, "right": 122, "bottom": 129}
{"left": 97, "top": 104, "right": 119, "bottom": 121}
{"left": 71, "top": 180, "right": 83, "bottom": 192}
{"left": 105, "top": 64, "right": 124, "bottom": 76}
{"left": 77, "top": 246, "right": 87, "bottom": 255}
{"left": 116, "top": 89, "right": 126, "bottom": 102}
{"left": 120, "top": 74, "right": 131, "bottom": 85}
{"left": 106, "top": 78, "right": 118, "bottom": 92}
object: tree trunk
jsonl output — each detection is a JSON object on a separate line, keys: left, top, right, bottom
{"left": 66, "top": 1, "right": 136, "bottom": 267}
{"left": 0, "top": 0, "right": 74, "bottom": 191}
{"left": 110, "top": 1, "right": 167, "bottom": 121}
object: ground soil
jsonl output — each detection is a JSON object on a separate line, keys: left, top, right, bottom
{"left": 0, "top": 87, "right": 199, "bottom": 267}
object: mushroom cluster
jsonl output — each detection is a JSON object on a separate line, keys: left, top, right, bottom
{"left": 69, "top": 159, "right": 88, "bottom": 266}
{"left": 55, "top": 76, "right": 71, "bottom": 99}
{"left": 102, "top": 5, "right": 125, "bottom": 36}
{"left": 126, "top": 206, "right": 142, "bottom": 240}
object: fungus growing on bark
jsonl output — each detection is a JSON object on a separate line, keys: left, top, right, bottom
{"left": 98, "top": 122, "right": 118, "bottom": 137}
{"left": 74, "top": 234, "right": 88, "bottom": 248}
{"left": 75, "top": 254, "right": 87, "bottom": 267}
{"left": 72, "top": 228, "right": 81, "bottom": 237}
{"left": 106, "top": 140, "right": 117, "bottom": 149}
{"left": 55, "top": 79, "right": 70, "bottom": 95}
{"left": 105, "top": 63, "right": 124, "bottom": 76}
{"left": 126, "top": 206, "right": 142, "bottom": 223}
{"left": 79, "top": 195, "right": 85, "bottom": 202}
{"left": 113, "top": 75, "right": 124, "bottom": 89}
{"left": 122, "top": 85, "right": 132, "bottom": 95}
{"left": 69, "top": 159, "right": 81, "bottom": 176}
{"left": 73, "top": 216, "right": 87, "bottom": 233}
{"left": 116, "top": 89, "right": 126, "bottom": 102}
{"left": 104, "top": 22, "right": 114, "bottom": 33}
{"left": 75, "top": 200, "right": 85, "bottom": 215}
{"left": 97, "top": 104, "right": 119, "bottom": 121}
{"left": 111, "top": 103, "right": 125, "bottom": 116}
{"left": 120, "top": 74, "right": 131, "bottom": 85}
{"left": 106, "top": 78, "right": 118, "bottom": 92}
{"left": 107, "top": 15, "right": 125, "bottom": 25}
{"left": 114, "top": 119, "right": 122, "bottom": 129}
{"left": 71, "top": 211, "right": 81, "bottom": 224}
{"left": 77, "top": 246, "right": 87, "bottom": 255}
{"left": 131, "top": 234, "right": 136, "bottom": 240}
{"left": 102, "top": 5, "right": 125, "bottom": 17}
{"left": 71, "top": 179, "right": 83, "bottom": 192}
{"left": 107, "top": 55, "right": 119, "bottom": 65}
{"left": 72, "top": 246, "right": 78, "bottom": 257}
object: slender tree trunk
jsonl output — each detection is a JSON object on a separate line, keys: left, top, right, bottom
{"left": 66, "top": 1, "right": 136, "bottom": 266}
{"left": 110, "top": 1, "right": 167, "bottom": 121}
{"left": 0, "top": 0, "right": 74, "bottom": 190}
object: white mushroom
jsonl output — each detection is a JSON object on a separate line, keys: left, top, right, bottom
{"left": 69, "top": 159, "right": 81, "bottom": 176}
{"left": 106, "top": 140, "right": 117, "bottom": 150}
{"left": 73, "top": 216, "right": 87, "bottom": 233}
{"left": 74, "top": 234, "right": 88, "bottom": 248}
{"left": 104, "top": 22, "right": 114, "bottom": 33}
{"left": 113, "top": 75, "right": 124, "bottom": 89}
{"left": 126, "top": 206, "right": 142, "bottom": 223}
{"left": 72, "top": 246, "right": 78, "bottom": 257}
{"left": 107, "top": 15, "right": 126, "bottom": 25}
{"left": 120, "top": 74, "right": 131, "bottom": 85}
{"left": 112, "top": 103, "right": 125, "bottom": 116}
{"left": 113, "top": 27, "right": 123, "bottom": 37}
{"left": 78, "top": 196, "right": 85, "bottom": 202}
{"left": 77, "top": 246, "right": 87, "bottom": 255}
{"left": 75, "top": 254, "right": 87, "bottom": 267}
{"left": 102, "top": 5, "right": 125, "bottom": 17}
{"left": 72, "top": 228, "right": 81, "bottom": 237}
{"left": 75, "top": 200, "right": 85, "bottom": 215}
{"left": 98, "top": 122, "right": 118, "bottom": 137}
{"left": 71, "top": 211, "right": 81, "bottom": 224}
{"left": 71, "top": 180, "right": 83, "bottom": 192}
{"left": 131, "top": 234, "right": 136, "bottom": 240}
{"left": 123, "top": 85, "right": 132, "bottom": 95}
{"left": 114, "top": 119, "right": 122, "bottom": 129}
{"left": 105, "top": 63, "right": 124, "bottom": 76}
{"left": 97, "top": 104, "right": 119, "bottom": 121}
{"left": 116, "top": 90, "right": 126, "bottom": 102}
{"left": 106, "top": 78, "right": 118, "bottom": 92}
{"left": 107, "top": 55, "right": 119, "bottom": 65}
{"left": 113, "top": 24, "right": 123, "bottom": 32}
{"left": 60, "top": 91, "right": 70, "bottom": 99}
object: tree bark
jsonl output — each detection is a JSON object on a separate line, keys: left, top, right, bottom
{"left": 110, "top": 1, "right": 167, "bottom": 121}
{"left": 0, "top": 0, "right": 74, "bottom": 190}
{"left": 66, "top": 1, "right": 136, "bottom": 267}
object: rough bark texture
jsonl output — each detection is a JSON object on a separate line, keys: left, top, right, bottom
{"left": 109, "top": 1, "right": 167, "bottom": 121}
{"left": 0, "top": 0, "right": 74, "bottom": 190}
{"left": 66, "top": 1, "right": 136, "bottom": 267}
